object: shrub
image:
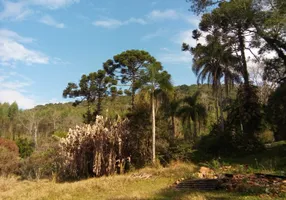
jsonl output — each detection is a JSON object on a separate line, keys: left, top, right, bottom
{"left": 196, "top": 123, "right": 265, "bottom": 157}
{"left": 257, "top": 129, "right": 274, "bottom": 144}
{"left": 0, "top": 137, "right": 19, "bottom": 153}
{"left": 16, "top": 138, "right": 34, "bottom": 158}
{"left": 168, "top": 140, "right": 193, "bottom": 161}
{"left": 0, "top": 146, "right": 19, "bottom": 176}
{"left": 19, "top": 141, "right": 63, "bottom": 180}
{"left": 267, "top": 82, "right": 286, "bottom": 141}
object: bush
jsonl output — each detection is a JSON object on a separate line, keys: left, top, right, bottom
{"left": 267, "top": 82, "right": 286, "bottom": 141}
{"left": 0, "top": 146, "right": 19, "bottom": 176}
{"left": 19, "top": 141, "right": 63, "bottom": 180}
{"left": 0, "top": 138, "right": 19, "bottom": 176}
{"left": 16, "top": 138, "right": 34, "bottom": 158}
{"left": 196, "top": 123, "right": 265, "bottom": 157}
{"left": 168, "top": 140, "right": 194, "bottom": 161}
{"left": 0, "top": 137, "right": 19, "bottom": 153}
{"left": 257, "top": 129, "right": 274, "bottom": 144}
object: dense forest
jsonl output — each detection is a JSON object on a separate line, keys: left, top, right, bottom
{"left": 0, "top": 0, "right": 285, "bottom": 184}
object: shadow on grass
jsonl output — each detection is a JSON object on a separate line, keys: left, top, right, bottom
{"left": 110, "top": 188, "right": 262, "bottom": 200}
{"left": 190, "top": 143, "right": 286, "bottom": 172}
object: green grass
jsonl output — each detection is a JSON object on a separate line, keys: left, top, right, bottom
{"left": 0, "top": 162, "right": 284, "bottom": 200}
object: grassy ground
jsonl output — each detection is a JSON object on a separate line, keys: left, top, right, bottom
{"left": 0, "top": 162, "right": 284, "bottom": 200}
{"left": 192, "top": 141, "right": 286, "bottom": 176}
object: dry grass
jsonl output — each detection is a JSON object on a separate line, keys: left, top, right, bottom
{"left": 0, "top": 162, "right": 283, "bottom": 200}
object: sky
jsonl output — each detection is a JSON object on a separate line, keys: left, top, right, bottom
{"left": 0, "top": 0, "right": 201, "bottom": 109}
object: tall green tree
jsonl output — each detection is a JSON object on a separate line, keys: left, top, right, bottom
{"left": 141, "top": 62, "right": 173, "bottom": 164}
{"left": 63, "top": 69, "right": 118, "bottom": 124}
{"left": 177, "top": 92, "right": 207, "bottom": 142}
{"left": 198, "top": 0, "right": 255, "bottom": 86}
{"left": 187, "top": 0, "right": 286, "bottom": 84}
{"left": 8, "top": 102, "right": 19, "bottom": 140}
{"left": 184, "top": 32, "right": 241, "bottom": 130}
{"left": 103, "top": 50, "right": 156, "bottom": 110}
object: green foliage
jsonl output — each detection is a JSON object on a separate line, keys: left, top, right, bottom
{"left": 168, "top": 140, "right": 194, "bottom": 161}
{"left": 177, "top": 91, "right": 207, "bottom": 142}
{"left": 227, "top": 85, "right": 265, "bottom": 136}
{"left": 19, "top": 140, "right": 63, "bottom": 180}
{"left": 258, "top": 129, "right": 275, "bottom": 144}
{"left": 197, "top": 129, "right": 265, "bottom": 157}
{"left": 52, "top": 130, "right": 68, "bottom": 138}
{"left": 125, "top": 103, "right": 152, "bottom": 167}
{"left": 16, "top": 138, "right": 35, "bottom": 158}
{"left": 267, "top": 83, "right": 286, "bottom": 140}
{"left": 63, "top": 69, "right": 118, "bottom": 124}
{"left": 104, "top": 49, "right": 157, "bottom": 109}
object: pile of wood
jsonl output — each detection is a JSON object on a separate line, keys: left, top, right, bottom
{"left": 174, "top": 166, "right": 286, "bottom": 196}
{"left": 221, "top": 173, "right": 286, "bottom": 195}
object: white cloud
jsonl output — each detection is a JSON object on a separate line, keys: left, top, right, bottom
{"left": 93, "top": 17, "right": 147, "bottom": 29}
{"left": 175, "top": 29, "right": 208, "bottom": 48}
{"left": 158, "top": 51, "right": 192, "bottom": 65}
{"left": 93, "top": 18, "right": 123, "bottom": 28}
{"left": 0, "top": 0, "right": 80, "bottom": 20}
{"left": 0, "top": 29, "right": 49, "bottom": 65}
{"left": 148, "top": 9, "right": 179, "bottom": 21}
{"left": 0, "top": 29, "right": 34, "bottom": 43}
{"left": 0, "top": 90, "right": 36, "bottom": 109}
{"left": 0, "top": 70, "right": 35, "bottom": 109}
{"left": 52, "top": 57, "right": 70, "bottom": 65}
{"left": 185, "top": 17, "right": 200, "bottom": 27}
{"left": 141, "top": 29, "right": 167, "bottom": 41}
{"left": 176, "top": 29, "right": 197, "bottom": 47}
{"left": 27, "top": 0, "right": 80, "bottom": 9}
{"left": 125, "top": 17, "right": 147, "bottom": 25}
{"left": 0, "top": 1, "right": 32, "bottom": 21}
{"left": 39, "top": 15, "right": 65, "bottom": 28}
{"left": 160, "top": 47, "right": 171, "bottom": 52}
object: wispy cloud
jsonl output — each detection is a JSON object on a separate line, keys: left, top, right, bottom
{"left": 148, "top": 9, "right": 179, "bottom": 21}
{"left": 0, "top": 29, "right": 49, "bottom": 65}
{"left": 93, "top": 18, "right": 122, "bottom": 28}
{"left": 0, "top": 0, "right": 80, "bottom": 21}
{"left": 93, "top": 17, "right": 147, "bottom": 29}
{"left": 141, "top": 29, "right": 168, "bottom": 41}
{"left": 158, "top": 51, "right": 192, "bottom": 65}
{"left": 147, "top": 9, "right": 200, "bottom": 26}
{"left": 0, "top": 1, "right": 32, "bottom": 21}
{"left": 39, "top": 15, "right": 65, "bottom": 28}
{"left": 28, "top": 0, "right": 80, "bottom": 10}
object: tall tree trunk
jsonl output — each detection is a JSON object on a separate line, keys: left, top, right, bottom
{"left": 193, "top": 117, "right": 197, "bottom": 142}
{"left": 131, "top": 74, "right": 136, "bottom": 110}
{"left": 34, "top": 123, "right": 38, "bottom": 148}
{"left": 152, "top": 90, "right": 156, "bottom": 164}
{"left": 215, "top": 93, "right": 219, "bottom": 123}
{"left": 218, "top": 85, "right": 224, "bottom": 131}
{"left": 238, "top": 27, "right": 249, "bottom": 86}
{"left": 187, "top": 117, "right": 192, "bottom": 141}
{"left": 171, "top": 115, "right": 176, "bottom": 141}
{"left": 97, "top": 93, "right": 102, "bottom": 116}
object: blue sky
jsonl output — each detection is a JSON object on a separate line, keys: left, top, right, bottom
{"left": 0, "top": 0, "right": 200, "bottom": 109}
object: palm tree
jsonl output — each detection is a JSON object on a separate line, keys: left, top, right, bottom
{"left": 142, "top": 62, "right": 173, "bottom": 164}
{"left": 190, "top": 33, "right": 241, "bottom": 131}
{"left": 177, "top": 92, "right": 207, "bottom": 142}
